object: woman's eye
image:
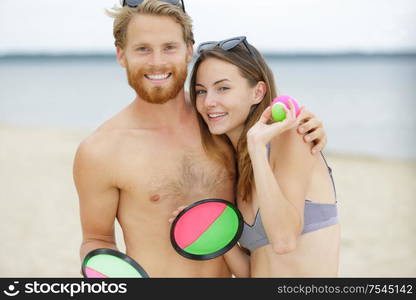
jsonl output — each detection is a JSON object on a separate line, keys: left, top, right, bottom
{"left": 218, "top": 87, "right": 229, "bottom": 92}
{"left": 196, "top": 90, "right": 206, "bottom": 95}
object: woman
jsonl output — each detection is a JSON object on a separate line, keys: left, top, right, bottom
{"left": 171, "top": 36, "right": 340, "bottom": 277}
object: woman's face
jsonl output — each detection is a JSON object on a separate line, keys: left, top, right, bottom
{"left": 195, "top": 58, "right": 260, "bottom": 136}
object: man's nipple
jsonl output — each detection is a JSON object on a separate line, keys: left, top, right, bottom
{"left": 150, "top": 194, "right": 160, "bottom": 202}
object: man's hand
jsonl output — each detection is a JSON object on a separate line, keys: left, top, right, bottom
{"left": 296, "top": 108, "right": 327, "bottom": 154}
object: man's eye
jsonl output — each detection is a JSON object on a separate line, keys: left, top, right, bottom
{"left": 137, "top": 47, "right": 148, "bottom": 52}
{"left": 165, "top": 45, "right": 175, "bottom": 51}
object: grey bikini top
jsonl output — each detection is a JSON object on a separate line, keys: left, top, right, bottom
{"left": 238, "top": 145, "right": 338, "bottom": 252}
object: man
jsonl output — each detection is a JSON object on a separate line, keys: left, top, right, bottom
{"left": 73, "top": 0, "right": 327, "bottom": 277}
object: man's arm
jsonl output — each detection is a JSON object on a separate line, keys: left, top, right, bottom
{"left": 223, "top": 245, "right": 250, "bottom": 278}
{"left": 73, "top": 136, "right": 120, "bottom": 263}
{"left": 296, "top": 108, "right": 327, "bottom": 154}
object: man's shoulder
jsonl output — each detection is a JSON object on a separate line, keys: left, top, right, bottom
{"left": 78, "top": 109, "right": 135, "bottom": 150}
{"left": 74, "top": 129, "right": 116, "bottom": 168}
{"left": 75, "top": 118, "right": 155, "bottom": 164}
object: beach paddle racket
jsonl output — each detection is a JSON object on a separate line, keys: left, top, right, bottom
{"left": 82, "top": 248, "right": 149, "bottom": 278}
{"left": 170, "top": 199, "right": 243, "bottom": 260}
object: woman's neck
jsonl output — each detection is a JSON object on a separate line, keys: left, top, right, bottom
{"left": 226, "top": 125, "right": 245, "bottom": 150}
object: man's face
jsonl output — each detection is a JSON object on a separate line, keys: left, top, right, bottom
{"left": 118, "top": 14, "right": 193, "bottom": 104}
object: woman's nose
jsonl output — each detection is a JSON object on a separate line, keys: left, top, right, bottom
{"left": 204, "top": 92, "right": 217, "bottom": 108}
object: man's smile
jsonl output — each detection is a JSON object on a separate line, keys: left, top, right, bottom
{"left": 145, "top": 72, "right": 172, "bottom": 83}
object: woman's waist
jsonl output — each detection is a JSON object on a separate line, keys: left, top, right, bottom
{"left": 250, "top": 235, "right": 340, "bottom": 277}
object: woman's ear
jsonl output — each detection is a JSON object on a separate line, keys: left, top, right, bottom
{"left": 252, "top": 81, "right": 267, "bottom": 105}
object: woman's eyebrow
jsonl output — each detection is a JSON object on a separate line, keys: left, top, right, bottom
{"left": 195, "top": 79, "right": 230, "bottom": 88}
{"left": 213, "top": 79, "right": 230, "bottom": 85}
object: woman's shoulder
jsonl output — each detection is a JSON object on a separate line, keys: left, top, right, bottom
{"left": 269, "top": 128, "right": 318, "bottom": 170}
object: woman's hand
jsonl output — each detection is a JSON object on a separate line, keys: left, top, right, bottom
{"left": 247, "top": 100, "right": 301, "bottom": 151}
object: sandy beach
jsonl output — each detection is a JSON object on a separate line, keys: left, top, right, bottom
{"left": 0, "top": 124, "right": 415, "bottom": 277}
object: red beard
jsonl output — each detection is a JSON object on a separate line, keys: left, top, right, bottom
{"left": 126, "top": 61, "right": 188, "bottom": 104}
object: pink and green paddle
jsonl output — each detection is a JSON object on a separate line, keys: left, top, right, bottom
{"left": 170, "top": 199, "right": 243, "bottom": 260}
{"left": 82, "top": 248, "right": 149, "bottom": 278}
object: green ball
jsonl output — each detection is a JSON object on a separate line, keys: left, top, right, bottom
{"left": 272, "top": 103, "right": 286, "bottom": 122}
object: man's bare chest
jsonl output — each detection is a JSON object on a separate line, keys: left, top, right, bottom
{"left": 116, "top": 143, "right": 232, "bottom": 204}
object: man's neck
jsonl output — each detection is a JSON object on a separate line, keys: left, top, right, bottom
{"left": 131, "top": 89, "right": 194, "bottom": 129}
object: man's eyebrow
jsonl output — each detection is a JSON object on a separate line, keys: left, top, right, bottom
{"left": 132, "top": 43, "right": 149, "bottom": 47}
{"left": 164, "top": 41, "right": 180, "bottom": 45}
{"left": 131, "top": 42, "right": 180, "bottom": 47}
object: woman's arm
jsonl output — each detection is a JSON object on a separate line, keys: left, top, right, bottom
{"left": 247, "top": 103, "right": 318, "bottom": 254}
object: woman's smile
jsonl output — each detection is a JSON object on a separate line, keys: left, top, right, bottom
{"left": 207, "top": 112, "right": 228, "bottom": 121}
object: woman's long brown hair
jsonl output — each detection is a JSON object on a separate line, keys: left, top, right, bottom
{"left": 189, "top": 43, "right": 277, "bottom": 202}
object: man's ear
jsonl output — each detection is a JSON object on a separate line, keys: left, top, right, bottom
{"left": 116, "top": 46, "right": 126, "bottom": 68}
{"left": 253, "top": 81, "right": 267, "bottom": 105}
{"left": 186, "top": 42, "right": 194, "bottom": 63}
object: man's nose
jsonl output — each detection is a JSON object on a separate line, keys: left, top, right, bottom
{"left": 148, "top": 51, "right": 166, "bottom": 67}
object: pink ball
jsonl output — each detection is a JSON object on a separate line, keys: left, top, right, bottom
{"left": 271, "top": 95, "right": 301, "bottom": 117}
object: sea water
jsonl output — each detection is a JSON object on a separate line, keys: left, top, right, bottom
{"left": 0, "top": 54, "right": 415, "bottom": 159}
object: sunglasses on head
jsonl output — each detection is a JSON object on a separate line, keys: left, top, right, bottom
{"left": 196, "top": 36, "right": 254, "bottom": 56}
{"left": 122, "top": 0, "right": 186, "bottom": 13}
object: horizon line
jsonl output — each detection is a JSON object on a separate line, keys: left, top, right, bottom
{"left": 1, "top": 50, "right": 416, "bottom": 60}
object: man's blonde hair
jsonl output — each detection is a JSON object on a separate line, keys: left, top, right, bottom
{"left": 107, "top": 0, "right": 195, "bottom": 49}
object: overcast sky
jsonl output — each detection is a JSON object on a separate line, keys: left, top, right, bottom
{"left": 0, "top": 0, "right": 415, "bottom": 54}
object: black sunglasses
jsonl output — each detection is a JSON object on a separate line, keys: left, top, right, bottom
{"left": 196, "top": 36, "right": 254, "bottom": 56}
{"left": 122, "top": 0, "right": 186, "bottom": 13}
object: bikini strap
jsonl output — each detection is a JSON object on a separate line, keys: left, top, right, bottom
{"left": 320, "top": 152, "right": 337, "bottom": 200}
{"left": 266, "top": 142, "right": 271, "bottom": 160}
